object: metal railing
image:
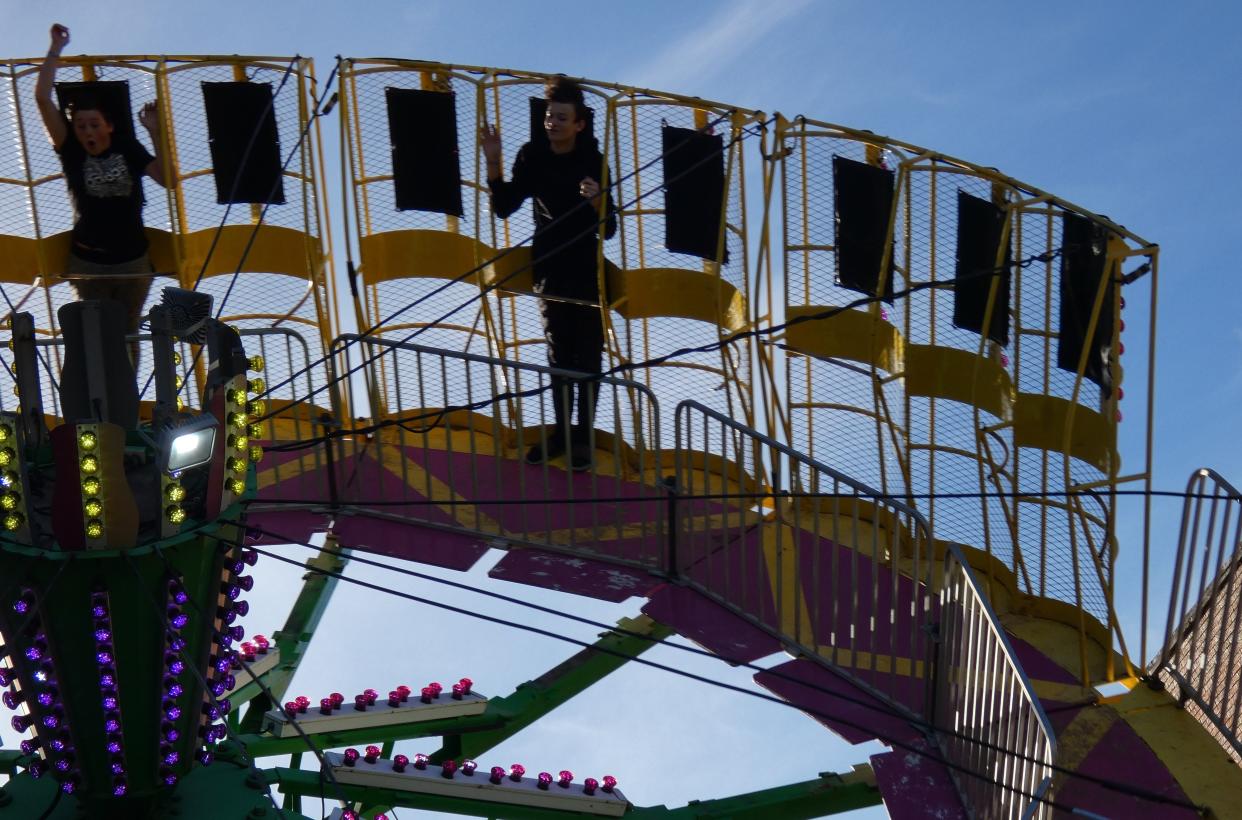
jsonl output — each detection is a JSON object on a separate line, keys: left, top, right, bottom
{"left": 674, "top": 400, "right": 1055, "bottom": 818}
{"left": 937, "top": 546, "right": 1057, "bottom": 819}
{"left": 327, "top": 333, "right": 665, "bottom": 569}
{"left": 673, "top": 399, "right": 937, "bottom": 714}
{"left": 1151, "top": 467, "right": 1242, "bottom": 764}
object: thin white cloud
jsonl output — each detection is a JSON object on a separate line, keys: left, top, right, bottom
{"left": 625, "top": 0, "right": 813, "bottom": 93}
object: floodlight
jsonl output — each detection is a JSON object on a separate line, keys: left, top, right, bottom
{"left": 161, "top": 415, "right": 218, "bottom": 475}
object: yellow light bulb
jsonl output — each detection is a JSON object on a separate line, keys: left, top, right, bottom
{"left": 173, "top": 350, "right": 182, "bottom": 365}
{"left": 174, "top": 375, "right": 184, "bottom": 390}
{"left": 78, "top": 431, "right": 98, "bottom": 451}
{"left": 176, "top": 398, "right": 185, "bottom": 411}
{"left": 3, "top": 471, "right": 17, "bottom": 488}
{"left": 228, "top": 412, "right": 247, "bottom": 430}
{"left": 84, "top": 498, "right": 103, "bottom": 517}
{"left": 226, "top": 389, "right": 245, "bottom": 405}
{"left": 227, "top": 434, "right": 248, "bottom": 451}
{"left": 79, "top": 455, "right": 99, "bottom": 474}
{"left": 246, "top": 400, "right": 265, "bottom": 416}
{"left": 227, "top": 478, "right": 245, "bottom": 495}
{"left": 247, "top": 424, "right": 263, "bottom": 439}
{"left": 0, "top": 448, "right": 14, "bottom": 467}
{"left": 247, "top": 378, "right": 266, "bottom": 394}
{"left": 85, "top": 519, "right": 104, "bottom": 538}
{"left": 82, "top": 476, "right": 101, "bottom": 495}
{"left": 11, "top": 385, "right": 18, "bottom": 397}
{"left": 0, "top": 493, "right": 18, "bottom": 511}
{"left": 165, "top": 484, "right": 186, "bottom": 503}
{"left": 249, "top": 445, "right": 263, "bottom": 463}
{"left": 4, "top": 512, "right": 23, "bottom": 531}
{"left": 226, "top": 457, "right": 245, "bottom": 473}
{"left": 166, "top": 505, "right": 186, "bottom": 525}
{"left": 0, "top": 424, "right": 12, "bottom": 442}
{"left": 247, "top": 355, "right": 264, "bottom": 371}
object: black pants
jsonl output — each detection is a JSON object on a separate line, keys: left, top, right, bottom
{"left": 540, "top": 296, "right": 604, "bottom": 446}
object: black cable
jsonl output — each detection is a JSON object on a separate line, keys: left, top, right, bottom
{"left": 252, "top": 243, "right": 1070, "bottom": 451}
{"left": 210, "top": 58, "right": 342, "bottom": 323}
{"left": 235, "top": 538, "right": 1204, "bottom": 815}
{"left": 188, "top": 56, "right": 301, "bottom": 295}
{"left": 165, "top": 57, "right": 341, "bottom": 405}
{"left": 33, "top": 786, "right": 60, "bottom": 820}
{"left": 239, "top": 487, "right": 1219, "bottom": 507}
{"left": 254, "top": 109, "right": 759, "bottom": 413}
{"left": 235, "top": 521, "right": 1156, "bottom": 802}
{"left": 138, "top": 55, "right": 300, "bottom": 402}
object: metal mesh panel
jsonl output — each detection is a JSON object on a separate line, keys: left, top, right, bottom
{"left": 779, "top": 119, "right": 1144, "bottom": 627}
{"left": 341, "top": 62, "right": 759, "bottom": 453}
{"left": 0, "top": 56, "right": 337, "bottom": 426}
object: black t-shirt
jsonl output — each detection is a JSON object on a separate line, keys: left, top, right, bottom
{"left": 56, "top": 130, "right": 154, "bottom": 265}
{"left": 487, "top": 140, "right": 617, "bottom": 299}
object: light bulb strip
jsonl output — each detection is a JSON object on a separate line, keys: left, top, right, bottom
{"left": 77, "top": 423, "right": 106, "bottom": 546}
{"left": 262, "top": 689, "right": 486, "bottom": 738}
{"left": 325, "top": 751, "right": 626, "bottom": 817}
{"left": 0, "top": 412, "right": 30, "bottom": 539}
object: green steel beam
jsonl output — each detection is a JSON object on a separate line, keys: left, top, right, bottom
{"left": 238, "top": 535, "right": 349, "bottom": 733}
{"left": 239, "top": 614, "right": 673, "bottom": 760}
{"left": 626, "top": 767, "right": 882, "bottom": 819}
{"left": 268, "top": 765, "right": 881, "bottom": 819}
{"left": 435, "top": 613, "right": 674, "bottom": 763}
{"left": 0, "top": 751, "right": 21, "bottom": 775}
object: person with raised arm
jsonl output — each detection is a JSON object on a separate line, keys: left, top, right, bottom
{"left": 35, "top": 23, "right": 169, "bottom": 363}
{"left": 481, "top": 76, "right": 617, "bottom": 471}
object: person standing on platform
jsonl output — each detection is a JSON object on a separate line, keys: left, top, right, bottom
{"left": 35, "top": 23, "right": 169, "bottom": 364}
{"left": 481, "top": 76, "right": 617, "bottom": 471}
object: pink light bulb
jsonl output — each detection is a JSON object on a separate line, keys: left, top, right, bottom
{"left": 537, "top": 771, "right": 552, "bottom": 790}
{"left": 489, "top": 766, "right": 505, "bottom": 784}
{"left": 353, "top": 695, "right": 368, "bottom": 712}
{"left": 341, "top": 811, "right": 358, "bottom": 820}
{"left": 420, "top": 687, "right": 433, "bottom": 704}
{"left": 342, "top": 748, "right": 359, "bottom": 767}
{"left": 388, "top": 690, "right": 402, "bottom": 707}
{"left": 395, "top": 685, "right": 411, "bottom": 701}
{"left": 427, "top": 681, "right": 442, "bottom": 697}
{"left": 329, "top": 692, "right": 344, "bottom": 707}
{"left": 558, "top": 770, "right": 573, "bottom": 788}
{"left": 364, "top": 745, "right": 381, "bottom": 764}
{"left": 583, "top": 777, "right": 599, "bottom": 795}
{"left": 283, "top": 701, "right": 299, "bottom": 715}
{"left": 451, "top": 683, "right": 465, "bottom": 700}
{"left": 458, "top": 677, "right": 472, "bottom": 694}
{"left": 602, "top": 775, "right": 617, "bottom": 793}
{"left": 253, "top": 634, "right": 269, "bottom": 649}
{"left": 461, "top": 759, "right": 477, "bottom": 776}
{"left": 363, "top": 688, "right": 379, "bottom": 705}
{"left": 319, "top": 698, "right": 333, "bottom": 715}
{"left": 413, "top": 753, "right": 429, "bottom": 770}
{"left": 509, "top": 763, "right": 525, "bottom": 781}
{"left": 441, "top": 759, "right": 457, "bottom": 778}
{"left": 294, "top": 696, "right": 310, "bottom": 711}
{"left": 392, "top": 754, "right": 409, "bottom": 773}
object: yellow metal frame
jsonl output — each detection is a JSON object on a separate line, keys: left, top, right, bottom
{"left": 337, "top": 59, "right": 765, "bottom": 453}
{"left": 769, "top": 115, "right": 1158, "bottom": 685}
{"left": 0, "top": 54, "right": 341, "bottom": 416}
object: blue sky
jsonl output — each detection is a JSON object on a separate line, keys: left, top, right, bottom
{"left": 3, "top": 1, "right": 1241, "bottom": 816}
